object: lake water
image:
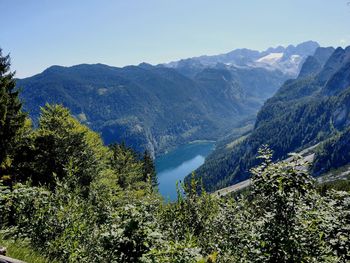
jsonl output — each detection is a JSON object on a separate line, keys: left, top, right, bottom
{"left": 155, "top": 142, "right": 215, "bottom": 201}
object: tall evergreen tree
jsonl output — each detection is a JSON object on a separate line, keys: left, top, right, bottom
{"left": 33, "top": 104, "right": 108, "bottom": 191}
{"left": 142, "top": 150, "right": 158, "bottom": 191}
{"left": 109, "top": 142, "right": 143, "bottom": 189}
{"left": 0, "top": 49, "right": 26, "bottom": 180}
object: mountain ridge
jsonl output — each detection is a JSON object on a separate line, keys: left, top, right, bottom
{"left": 17, "top": 41, "right": 320, "bottom": 158}
{"left": 164, "top": 40, "right": 320, "bottom": 77}
{"left": 18, "top": 61, "right": 287, "bottom": 156}
{"left": 195, "top": 45, "right": 350, "bottom": 191}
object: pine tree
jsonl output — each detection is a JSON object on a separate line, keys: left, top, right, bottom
{"left": 29, "top": 104, "right": 108, "bottom": 192}
{"left": 0, "top": 49, "right": 26, "bottom": 180}
{"left": 109, "top": 142, "right": 143, "bottom": 189}
{"left": 142, "top": 150, "right": 158, "bottom": 191}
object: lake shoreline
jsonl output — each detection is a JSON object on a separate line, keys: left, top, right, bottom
{"left": 158, "top": 140, "right": 216, "bottom": 156}
{"left": 156, "top": 141, "right": 215, "bottom": 200}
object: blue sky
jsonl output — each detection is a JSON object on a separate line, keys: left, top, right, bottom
{"left": 1, "top": 0, "right": 350, "bottom": 78}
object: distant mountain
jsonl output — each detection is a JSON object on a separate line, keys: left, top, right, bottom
{"left": 18, "top": 62, "right": 287, "bottom": 156}
{"left": 298, "top": 47, "right": 335, "bottom": 78}
{"left": 164, "top": 41, "right": 320, "bottom": 77}
{"left": 18, "top": 41, "right": 320, "bottom": 158}
{"left": 195, "top": 46, "right": 350, "bottom": 191}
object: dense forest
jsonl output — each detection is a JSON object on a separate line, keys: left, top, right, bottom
{"left": 1, "top": 47, "right": 350, "bottom": 262}
{"left": 17, "top": 62, "right": 285, "bottom": 157}
{"left": 196, "top": 46, "right": 350, "bottom": 191}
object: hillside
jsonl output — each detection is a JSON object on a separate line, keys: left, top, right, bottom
{"left": 196, "top": 46, "right": 350, "bottom": 191}
{"left": 18, "top": 62, "right": 287, "bottom": 156}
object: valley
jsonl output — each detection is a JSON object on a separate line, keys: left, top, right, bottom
{"left": 13, "top": 41, "right": 350, "bottom": 199}
{"left": 17, "top": 41, "right": 318, "bottom": 158}
{"left": 2, "top": 2, "right": 350, "bottom": 262}
{"left": 17, "top": 41, "right": 350, "bottom": 197}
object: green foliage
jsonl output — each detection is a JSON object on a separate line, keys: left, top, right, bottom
{"left": 318, "top": 179, "right": 350, "bottom": 194}
{"left": 143, "top": 238, "right": 203, "bottom": 263}
{"left": 313, "top": 127, "right": 350, "bottom": 175}
{"left": 0, "top": 180, "right": 11, "bottom": 227}
{"left": 13, "top": 104, "right": 109, "bottom": 194}
{"left": 3, "top": 163, "right": 162, "bottom": 262}
{"left": 160, "top": 173, "right": 218, "bottom": 244}
{"left": 247, "top": 148, "right": 329, "bottom": 262}
{"left": 0, "top": 102, "right": 165, "bottom": 262}
{"left": 0, "top": 49, "right": 26, "bottom": 181}
{"left": 142, "top": 150, "right": 158, "bottom": 191}
{"left": 322, "top": 190, "right": 350, "bottom": 262}
{"left": 0, "top": 233, "right": 56, "bottom": 263}
{"left": 109, "top": 142, "right": 146, "bottom": 190}
{"left": 2, "top": 140, "right": 350, "bottom": 262}
{"left": 94, "top": 199, "right": 161, "bottom": 262}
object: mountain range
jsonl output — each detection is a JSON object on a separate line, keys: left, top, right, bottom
{"left": 164, "top": 40, "right": 320, "bottom": 77}
{"left": 195, "top": 45, "right": 350, "bottom": 191}
{"left": 18, "top": 41, "right": 320, "bottom": 156}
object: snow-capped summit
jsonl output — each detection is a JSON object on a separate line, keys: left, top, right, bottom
{"left": 163, "top": 41, "right": 320, "bottom": 77}
{"left": 256, "top": 53, "right": 284, "bottom": 63}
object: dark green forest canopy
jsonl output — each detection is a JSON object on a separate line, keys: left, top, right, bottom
{"left": 17, "top": 62, "right": 288, "bottom": 156}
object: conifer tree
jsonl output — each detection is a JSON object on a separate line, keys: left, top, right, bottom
{"left": 109, "top": 142, "right": 143, "bottom": 188}
{"left": 14, "top": 104, "right": 108, "bottom": 193}
{"left": 142, "top": 150, "right": 158, "bottom": 190}
{"left": 0, "top": 49, "right": 26, "bottom": 180}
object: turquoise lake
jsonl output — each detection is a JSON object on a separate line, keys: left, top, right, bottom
{"left": 155, "top": 142, "right": 215, "bottom": 201}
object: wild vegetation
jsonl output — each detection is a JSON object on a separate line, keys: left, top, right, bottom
{"left": 0, "top": 233, "right": 55, "bottom": 263}
{"left": 1, "top": 49, "right": 350, "bottom": 262}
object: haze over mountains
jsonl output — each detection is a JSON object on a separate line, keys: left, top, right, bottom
{"left": 3, "top": 1, "right": 350, "bottom": 261}
{"left": 18, "top": 41, "right": 320, "bottom": 156}
{"left": 195, "top": 45, "right": 350, "bottom": 191}
{"left": 164, "top": 40, "right": 320, "bottom": 77}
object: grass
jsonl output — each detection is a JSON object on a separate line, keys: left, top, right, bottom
{"left": 0, "top": 233, "right": 57, "bottom": 263}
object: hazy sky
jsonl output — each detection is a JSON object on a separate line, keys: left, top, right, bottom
{"left": 1, "top": 0, "right": 350, "bottom": 78}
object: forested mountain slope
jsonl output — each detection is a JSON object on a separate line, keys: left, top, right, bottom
{"left": 18, "top": 62, "right": 287, "bottom": 156}
{"left": 196, "top": 46, "right": 350, "bottom": 191}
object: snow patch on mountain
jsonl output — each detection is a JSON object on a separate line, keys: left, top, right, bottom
{"left": 253, "top": 53, "right": 304, "bottom": 75}
{"left": 163, "top": 41, "right": 320, "bottom": 77}
{"left": 290, "top": 54, "right": 301, "bottom": 62}
{"left": 256, "top": 53, "right": 283, "bottom": 63}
